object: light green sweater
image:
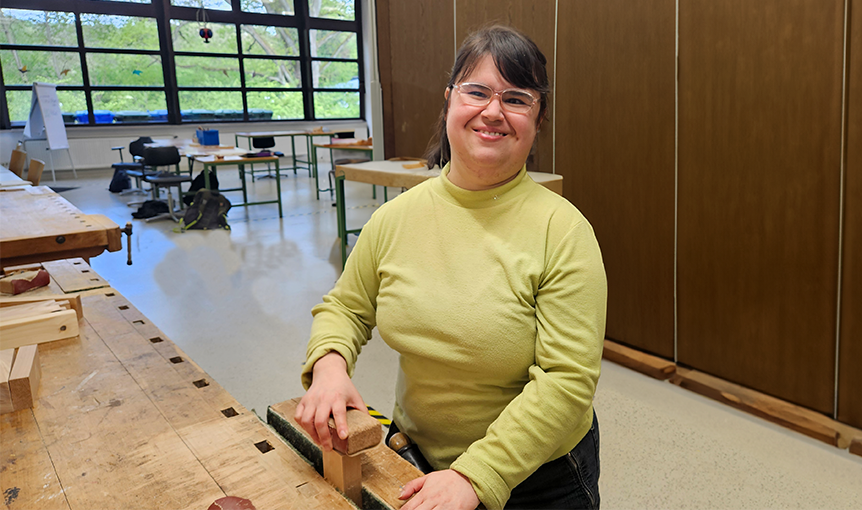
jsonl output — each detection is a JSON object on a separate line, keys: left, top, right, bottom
{"left": 302, "top": 164, "right": 607, "bottom": 510}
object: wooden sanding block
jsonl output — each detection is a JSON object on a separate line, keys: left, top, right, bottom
{"left": 0, "top": 270, "right": 50, "bottom": 295}
{"left": 328, "top": 408, "right": 383, "bottom": 454}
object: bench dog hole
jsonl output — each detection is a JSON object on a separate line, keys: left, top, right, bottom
{"left": 255, "top": 440, "right": 274, "bottom": 454}
{"left": 118, "top": 305, "right": 129, "bottom": 310}
{"left": 133, "top": 320, "right": 145, "bottom": 325}
{"left": 193, "top": 379, "right": 209, "bottom": 388}
{"left": 169, "top": 356, "right": 183, "bottom": 364}
{"left": 149, "top": 337, "right": 163, "bottom": 343}
{"left": 221, "top": 407, "right": 239, "bottom": 418}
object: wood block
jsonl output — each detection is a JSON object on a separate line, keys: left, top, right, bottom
{"left": 602, "top": 339, "right": 676, "bottom": 380}
{"left": 329, "top": 407, "right": 384, "bottom": 455}
{"left": 0, "top": 269, "right": 50, "bottom": 295}
{"left": 0, "top": 348, "right": 15, "bottom": 415}
{"left": 269, "top": 398, "right": 423, "bottom": 510}
{"left": 671, "top": 367, "right": 841, "bottom": 446}
{"left": 323, "top": 449, "right": 364, "bottom": 506}
{"left": 850, "top": 438, "right": 862, "bottom": 458}
{"left": 0, "top": 308, "right": 79, "bottom": 350}
{"left": 9, "top": 344, "right": 40, "bottom": 411}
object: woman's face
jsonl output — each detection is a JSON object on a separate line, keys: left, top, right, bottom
{"left": 445, "top": 54, "right": 541, "bottom": 191}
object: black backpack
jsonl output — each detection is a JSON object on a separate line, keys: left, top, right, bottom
{"left": 109, "top": 168, "right": 131, "bottom": 193}
{"left": 176, "top": 189, "right": 231, "bottom": 231}
{"left": 183, "top": 170, "right": 219, "bottom": 205}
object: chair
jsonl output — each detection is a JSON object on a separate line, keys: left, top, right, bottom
{"left": 249, "top": 137, "right": 285, "bottom": 181}
{"left": 8, "top": 146, "right": 27, "bottom": 177}
{"left": 140, "top": 146, "right": 191, "bottom": 222}
{"left": 113, "top": 137, "right": 155, "bottom": 195}
{"left": 26, "top": 158, "right": 45, "bottom": 186}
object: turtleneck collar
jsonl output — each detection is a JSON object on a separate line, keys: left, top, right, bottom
{"left": 432, "top": 163, "right": 530, "bottom": 209}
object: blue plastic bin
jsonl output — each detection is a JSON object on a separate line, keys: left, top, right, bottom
{"left": 196, "top": 129, "right": 219, "bottom": 146}
{"left": 74, "top": 110, "right": 114, "bottom": 124}
{"left": 148, "top": 109, "right": 168, "bottom": 122}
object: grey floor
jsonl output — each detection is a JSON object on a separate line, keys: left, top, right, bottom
{"left": 45, "top": 165, "right": 862, "bottom": 509}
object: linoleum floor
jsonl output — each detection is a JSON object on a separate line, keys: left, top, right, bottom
{"left": 47, "top": 168, "right": 862, "bottom": 509}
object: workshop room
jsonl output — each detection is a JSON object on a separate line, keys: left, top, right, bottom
{"left": 1, "top": 1, "right": 861, "bottom": 509}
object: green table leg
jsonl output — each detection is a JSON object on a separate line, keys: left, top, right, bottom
{"left": 289, "top": 135, "right": 298, "bottom": 175}
{"left": 313, "top": 144, "right": 321, "bottom": 200}
{"left": 239, "top": 163, "right": 248, "bottom": 205}
{"left": 336, "top": 173, "right": 347, "bottom": 268}
{"left": 275, "top": 159, "right": 283, "bottom": 217}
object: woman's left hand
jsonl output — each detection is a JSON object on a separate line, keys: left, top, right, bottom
{"left": 398, "top": 469, "right": 480, "bottom": 510}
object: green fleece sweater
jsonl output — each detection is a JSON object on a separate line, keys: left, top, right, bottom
{"left": 301, "top": 164, "right": 607, "bottom": 510}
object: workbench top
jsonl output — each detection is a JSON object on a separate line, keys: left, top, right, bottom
{"left": 0, "top": 262, "right": 353, "bottom": 510}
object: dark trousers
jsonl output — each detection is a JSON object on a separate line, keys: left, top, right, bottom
{"left": 389, "top": 411, "right": 600, "bottom": 510}
{"left": 505, "top": 411, "right": 601, "bottom": 510}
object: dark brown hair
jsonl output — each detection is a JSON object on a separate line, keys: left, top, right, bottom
{"left": 424, "top": 25, "right": 550, "bottom": 169}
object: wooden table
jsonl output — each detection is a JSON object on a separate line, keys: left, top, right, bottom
{"left": 312, "top": 140, "right": 374, "bottom": 200}
{"left": 0, "top": 186, "right": 122, "bottom": 270}
{"left": 0, "top": 260, "right": 357, "bottom": 510}
{"left": 0, "top": 164, "right": 31, "bottom": 188}
{"left": 235, "top": 129, "right": 356, "bottom": 178}
{"left": 334, "top": 160, "right": 564, "bottom": 268}
{"left": 193, "top": 155, "right": 283, "bottom": 218}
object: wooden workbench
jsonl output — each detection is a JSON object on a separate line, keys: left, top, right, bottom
{"left": 0, "top": 186, "right": 122, "bottom": 270}
{"left": 0, "top": 261, "right": 356, "bottom": 510}
{"left": 0, "top": 165, "right": 30, "bottom": 188}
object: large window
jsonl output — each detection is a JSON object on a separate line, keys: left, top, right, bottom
{"left": 0, "top": 0, "right": 362, "bottom": 127}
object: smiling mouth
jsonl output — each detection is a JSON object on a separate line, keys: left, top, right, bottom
{"left": 476, "top": 129, "right": 506, "bottom": 137}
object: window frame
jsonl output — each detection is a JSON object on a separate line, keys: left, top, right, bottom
{"left": 0, "top": 0, "right": 364, "bottom": 128}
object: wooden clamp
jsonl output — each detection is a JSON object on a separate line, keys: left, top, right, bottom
{"left": 322, "top": 408, "right": 383, "bottom": 508}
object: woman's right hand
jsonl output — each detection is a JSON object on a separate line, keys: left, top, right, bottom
{"left": 295, "top": 351, "right": 367, "bottom": 451}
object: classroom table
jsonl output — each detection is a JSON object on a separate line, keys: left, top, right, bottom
{"left": 0, "top": 186, "right": 122, "bottom": 270}
{"left": 192, "top": 155, "right": 283, "bottom": 218}
{"left": 312, "top": 141, "right": 374, "bottom": 200}
{"left": 0, "top": 164, "right": 31, "bottom": 188}
{"left": 333, "top": 161, "right": 564, "bottom": 268}
{"left": 0, "top": 260, "right": 357, "bottom": 510}
{"left": 234, "top": 129, "right": 355, "bottom": 177}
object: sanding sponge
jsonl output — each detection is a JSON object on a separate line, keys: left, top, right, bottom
{"left": 0, "top": 270, "right": 50, "bottom": 295}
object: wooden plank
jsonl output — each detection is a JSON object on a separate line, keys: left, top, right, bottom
{"left": 671, "top": 367, "right": 841, "bottom": 446}
{"left": 0, "top": 301, "right": 64, "bottom": 321}
{"left": 323, "top": 449, "right": 363, "bottom": 506}
{"left": 678, "top": 0, "right": 844, "bottom": 414}
{"left": 0, "top": 295, "right": 83, "bottom": 320}
{"left": 0, "top": 409, "right": 70, "bottom": 510}
{"left": 556, "top": 0, "right": 676, "bottom": 359}
{"left": 851, "top": 438, "right": 862, "bottom": 458}
{"left": 379, "top": 0, "right": 454, "bottom": 161}
{"left": 838, "top": 0, "right": 862, "bottom": 430}
{"left": 41, "top": 259, "right": 109, "bottom": 293}
{"left": 602, "top": 339, "right": 675, "bottom": 380}
{"left": 269, "top": 398, "right": 424, "bottom": 510}
{"left": 0, "top": 348, "right": 15, "bottom": 414}
{"left": 0, "top": 308, "right": 78, "bottom": 351}
{"left": 9, "top": 344, "right": 40, "bottom": 411}
{"left": 80, "top": 292, "right": 354, "bottom": 509}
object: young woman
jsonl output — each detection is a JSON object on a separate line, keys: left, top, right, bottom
{"left": 296, "top": 25, "right": 607, "bottom": 510}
